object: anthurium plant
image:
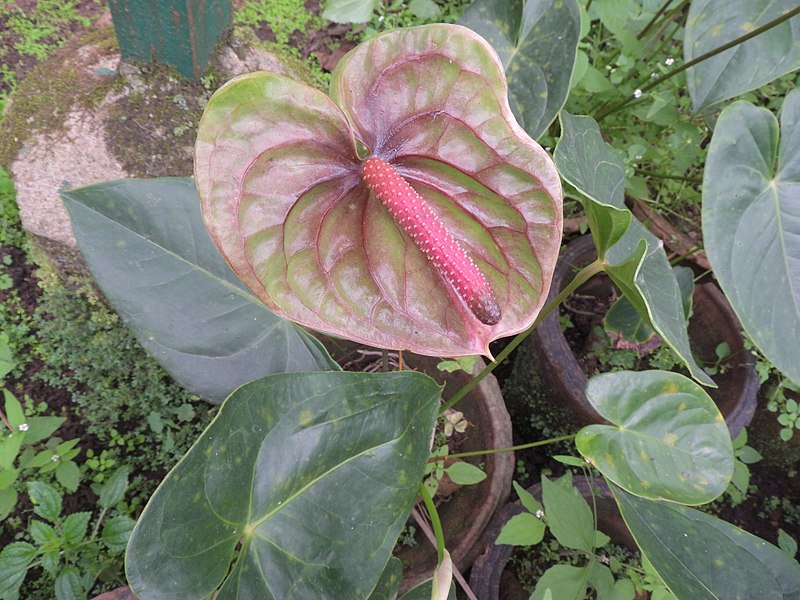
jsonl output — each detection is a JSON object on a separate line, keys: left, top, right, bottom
{"left": 58, "top": 2, "right": 800, "bottom": 598}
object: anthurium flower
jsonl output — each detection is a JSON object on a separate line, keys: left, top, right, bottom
{"left": 194, "top": 24, "right": 562, "bottom": 357}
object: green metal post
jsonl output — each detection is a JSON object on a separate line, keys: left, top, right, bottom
{"left": 108, "top": 0, "right": 232, "bottom": 81}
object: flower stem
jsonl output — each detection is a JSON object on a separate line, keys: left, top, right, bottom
{"left": 438, "top": 434, "right": 578, "bottom": 461}
{"left": 634, "top": 168, "right": 702, "bottom": 184}
{"left": 418, "top": 483, "right": 445, "bottom": 565}
{"left": 596, "top": 5, "right": 800, "bottom": 120}
{"left": 440, "top": 258, "right": 605, "bottom": 414}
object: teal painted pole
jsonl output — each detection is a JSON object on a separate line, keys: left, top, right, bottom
{"left": 108, "top": 0, "right": 232, "bottom": 81}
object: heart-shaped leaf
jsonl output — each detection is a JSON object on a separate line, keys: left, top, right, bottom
{"left": 459, "top": 0, "right": 582, "bottom": 139}
{"left": 702, "top": 89, "right": 800, "bottom": 387}
{"left": 195, "top": 24, "right": 563, "bottom": 358}
{"left": 62, "top": 178, "right": 337, "bottom": 403}
{"left": 684, "top": 0, "right": 800, "bottom": 113}
{"left": 125, "top": 370, "right": 441, "bottom": 600}
{"left": 611, "top": 483, "right": 800, "bottom": 599}
{"left": 576, "top": 370, "right": 733, "bottom": 505}
{"left": 555, "top": 112, "right": 714, "bottom": 386}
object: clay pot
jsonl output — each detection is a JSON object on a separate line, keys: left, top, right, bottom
{"left": 469, "top": 476, "right": 640, "bottom": 600}
{"left": 529, "top": 235, "right": 758, "bottom": 438}
{"left": 318, "top": 337, "right": 515, "bottom": 593}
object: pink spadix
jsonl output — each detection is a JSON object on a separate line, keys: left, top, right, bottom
{"left": 363, "top": 157, "right": 501, "bottom": 326}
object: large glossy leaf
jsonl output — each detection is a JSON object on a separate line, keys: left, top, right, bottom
{"left": 367, "top": 558, "right": 402, "bottom": 600}
{"left": 459, "top": 0, "right": 581, "bottom": 139}
{"left": 612, "top": 483, "right": 800, "bottom": 599}
{"left": 702, "top": 90, "right": 800, "bottom": 386}
{"left": 62, "top": 178, "right": 337, "bottom": 403}
{"left": 125, "top": 370, "right": 441, "bottom": 600}
{"left": 195, "top": 25, "right": 563, "bottom": 358}
{"left": 555, "top": 112, "right": 714, "bottom": 386}
{"left": 685, "top": 0, "right": 800, "bottom": 113}
{"left": 575, "top": 370, "right": 733, "bottom": 504}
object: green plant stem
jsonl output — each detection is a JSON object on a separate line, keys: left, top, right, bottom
{"left": 596, "top": 4, "right": 800, "bottom": 120}
{"left": 440, "top": 259, "right": 605, "bottom": 415}
{"left": 439, "top": 434, "right": 577, "bottom": 461}
{"left": 418, "top": 483, "right": 445, "bottom": 565}
{"left": 634, "top": 168, "right": 702, "bottom": 184}
{"left": 636, "top": 0, "right": 678, "bottom": 41}
{"left": 91, "top": 507, "right": 108, "bottom": 540}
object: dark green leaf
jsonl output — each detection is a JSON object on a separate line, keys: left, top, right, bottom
{"left": 532, "top": 564, "right": 590, "bottom": 600}
{"left": 409, "top": 0, "right": 440, "bottom": 19}
{"left": 62, "top": 512, "right": 92, "bottom": 545}
{"left": 576, "top": 371, "right": 733, "bottom": 504}
{"left": 702, "top": 90, "right": 800, "bottom": 387}
{"left": 685, "top": 0, "right": 800, "bottom": 112}
{"left": 542, "top": 475, "right": 595, "bottom": 552}
{"left": 778, "top": 529, "right": 798, "bottom": 558}
{"left": 555, "top": 112, "right": 631, "bottom": 256}
{"left": 612, "top": 484, "right": 800, "bottom": 599}
{"left": 366, "top": 558, "right": 402, "bottom": 600}
{"left": 0, "top": 486, "right": 18, "bottom": 521}
{"left": 0, "top": 542, "right": 36, "bottom": 599}
{"left": 444, "top": 461, "right": 486, "bottom": 485}
{"left": 4, "top": 391, "right": 24, "bottom": 429}
{"left": 55, "top": 460, "right": 81, "bottom": 493}
{"left": 54, "top": 566, "right": 85, "bottom": 600}
{"left": 556, "top": 112, "right": 714, "bottom": 386}
{"left": 604, "top": 266, "right": 694, "bottom": 347}
{"left": 0, "top": 432, "right": 23, "bottom": 471}
{"left": 126, "top": 371, "right": 441, "bottom": 600}
{"left": 0, "top": 332, "right": 14, "bottom": 380}
{"left": 62, "top": 178, "right": 338, "bottom": 404}
{"left": 29, "top": 520, "right": 58, "bottom": 546}
{"left": 27, "top": 481, "right": 62, "bottom": 522}
{"left": 322, "top": 0, "right": 379, "bottom": 23}
{"left": 553, "top": 455, "right": 587, "bottom": 467}
{"left": 23, "top": 416, "right": 66, "bottom": 445}
{"left": 460, "top": 0, "right": 582, "bottom": 138}
{"left": 513, "top": 480, "right": 542, "bottom": 514}
{"left": 98, "top": 467, "right": 130, "bottom": 509}
{"left": 101, "top": 515, "right": 136, "bottom": 554}
{"left": 40, "top": 549, "right": 60, "bottom": 577}
{"left": 496, "top": 512, "right": 546, "bottom": 546}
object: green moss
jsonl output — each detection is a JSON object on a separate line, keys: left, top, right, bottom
{"left": 32, "top": 271, "right": 216, "bottom": 484}
{"left": 503, "top": 339, "right": 580, "bottom": 449}
{"left": 0, "top": 25, "right": 119, "bottom": 169}
{"left": 104, "top": 63, "right": 210, "bottom": 178}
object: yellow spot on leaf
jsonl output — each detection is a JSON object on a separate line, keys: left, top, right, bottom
{"left": 740, "top": 21, "right": 754, "bottom": 33}
{"left": 298, "top": 409, "right": 314, "bottom": 427}
{"left": 663, "top": 432, "right": 678, "bottom": 446}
